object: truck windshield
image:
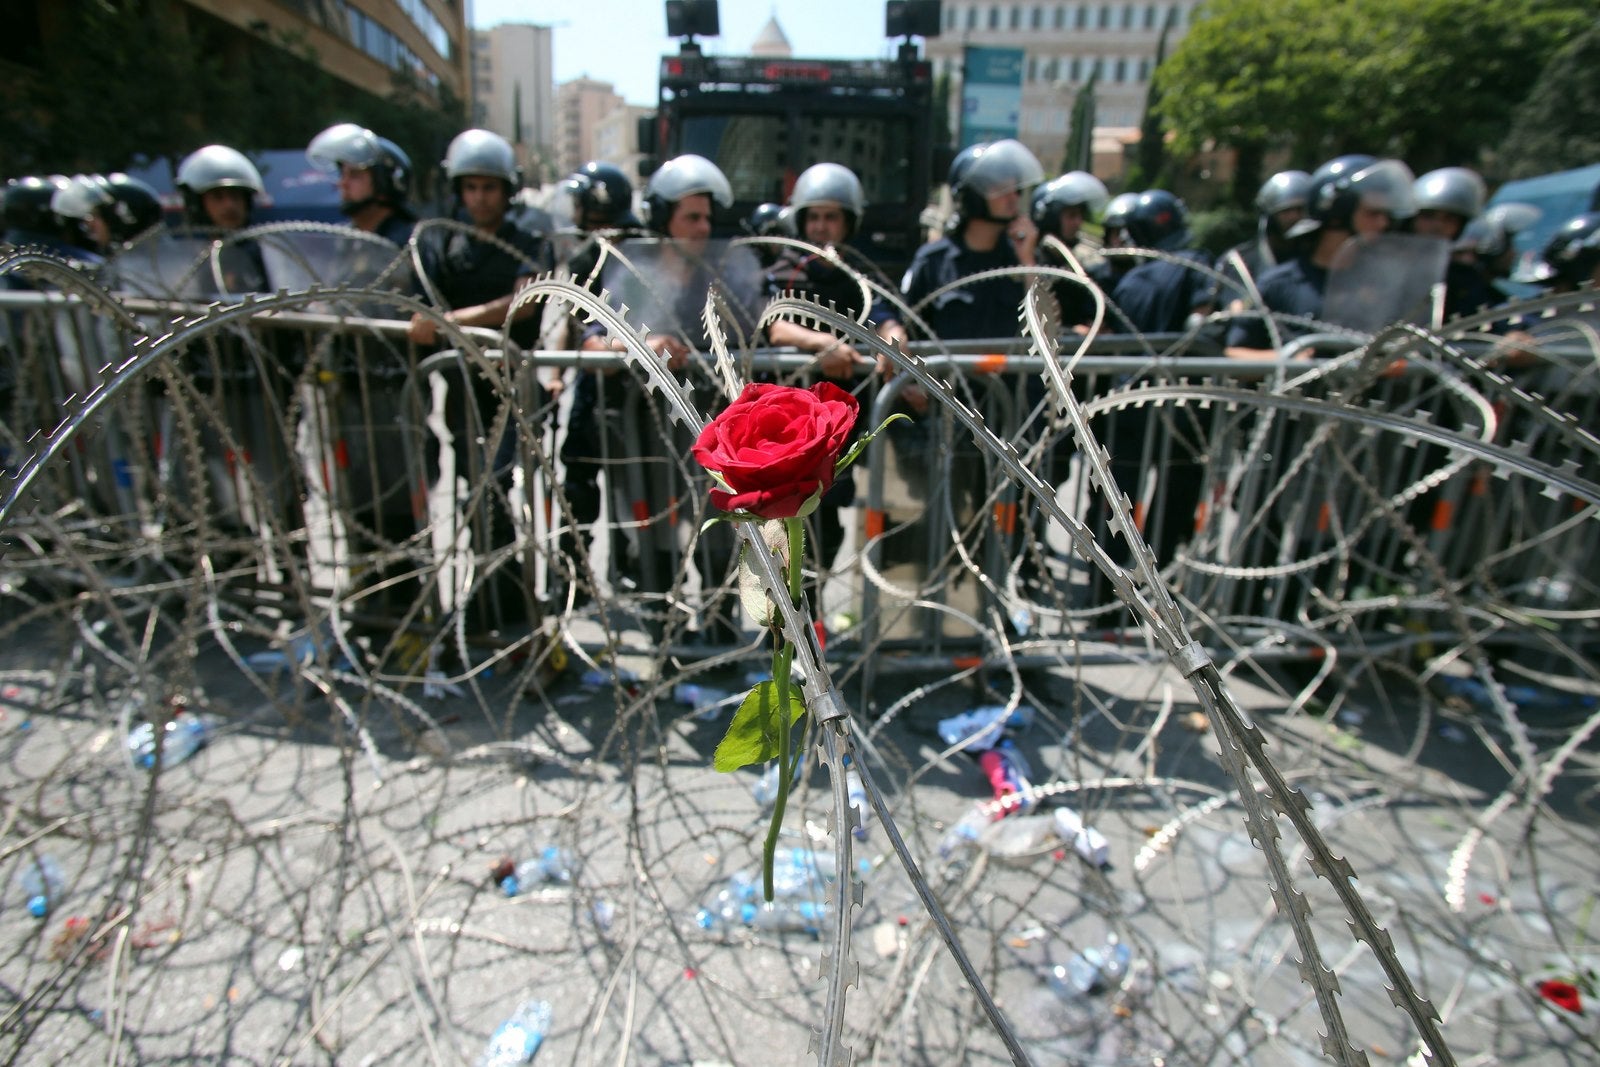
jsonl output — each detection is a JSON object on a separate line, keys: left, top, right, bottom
{"left": 680, "top": 114, "right": 913, "bottom": 206}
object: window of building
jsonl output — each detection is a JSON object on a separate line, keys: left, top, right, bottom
{"left": 989, "top": 5, "right": 1001, "bottom": 29}
{"left": 1069, "top": 56, "right": 1082, "bottom": 81}
{"left": 1144, "top": 2, "right": 1158, "bottom": 28}
{"left": 966, "top": 6, "right": 978, "bottom": 30}
{"left": 1031, "top": 4, "right": 1043, "bottom": 28}
{"left": 1054, "top": 4, "right": 1066, "bottom": 28}
{"left": 1076, "top": 5, "right": 1089, "bottom": 29}
{"left": 1138, "top": 57, "right": 1151, "bottom": 81}
{"left": 1113, "top": 57, "right": 1127, "bottom": 82}
{"left": 947, "top": 4, "right": 958, "bottom": 29}
{"left": 1011, "top": 5, "right": 1022, "bottom": 29}
{"left": 1098, "top": 5, "right": 1111, "bottom": 29}
{"left": 1028, "top": 55, "right": 1039, "bottom": 81}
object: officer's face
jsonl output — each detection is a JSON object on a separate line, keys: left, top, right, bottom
{"left": 201, "top": 188, "right": 250, "bottom": 231}
{"left": 803, "top": 203, "right": 848, "bottom": 247}
{"left": 1056, "top": 204, "right": 1085, "bottom": 242}
{"left": 1271, "top": 206, "right": 1305, "bottom": 232}
{"left": 985, "top": 187, "right": 1021, "bottom": 222}
{"left": 337, "top": 164, "right": 376, "bottom": 207}
{"left": 1352, "top": 201, "right": 1392, "bottom": 239}
{"left": 1413, "top": 209, "right": 1463, "bottom": 241}
{"left": 85, "top": 213, "right": 112, "bottom": 248}
{"left": 458, "top": 175, "right": 508, "bottom": 230}
{"left": 668, "top": 193, "right": 713, "bottom": 252}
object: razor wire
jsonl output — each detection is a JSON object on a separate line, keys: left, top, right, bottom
{"left": 1, "top": 234, "right": 1599, "bottom": 1065}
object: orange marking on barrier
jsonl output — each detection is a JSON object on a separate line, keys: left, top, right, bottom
{"left": 152, "top": 433, "right": 163, "bottom": 459}
{"left": 1316, "top": 502, "right": 1331, "bottom": 533}
{"left": 1132, "top": 502, "right": 1146, "bottom": 533}
{"left": 669, "top": 495, "right": 679, "bottom": 526}
{"left": 812, "top": 620, "right": 827, "bottom": 651}
{"left": 952, "top": 656, "right": 983, "bottom": 670}
{"left": 1193, "top": 501, "right": 1208, "bottom": 533}
{"left": 865, "top": 509, "right": 886, "bottom": 540}
{"left": 224, "top": 449, "right": 238, "bottom": 475}
{"left": 993, "top": 502, "right": 1017, "bottom": 534}
{"left": 1471, "top": 470, "right": 1488, "bottom": 496}
{"left": 1308, "top": 646, "right": 1327, "bottom": 660}
{"left": 974, "top": 353, "right": 1007, "bottom": 374}
{"left": 1431, "top": 499, "right": 1454, "bottom": 532}
{"left": 410, "top": 478, "right": 427, "bottom": 521}
{"left": 1576, "top": 497, "right": 1590, "bottom": 513}
{"left": 1381, "top": 357, "right": 1407, "bottom": 378}
{"left": 631, "top": 500, "right": 650, "bottom": 524}
{"left": 333, "top": 439, "right": 350, "bottom": 470}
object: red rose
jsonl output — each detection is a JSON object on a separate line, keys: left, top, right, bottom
{"left": 692, "top": 382, "right": 859, "bottom": 519}
{"left": 1537, "top": 979, "right": 1583, "bottom": 1014}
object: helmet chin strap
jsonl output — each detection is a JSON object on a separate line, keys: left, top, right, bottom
{"left": 340, "top": 195, "right": 379, "bottom": 217}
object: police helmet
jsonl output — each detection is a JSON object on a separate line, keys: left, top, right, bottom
{"left": 1460, "top": 201, "right": 1540, "bottom": 260}
{"left": 1292, "top": 155, "right": 1415, "bottom": 237}
{"left": 743, "top": 202, "right": 789, "bottom": 237}
{"left": 443, "top": 128, "right": 519, "bottom": 190}
{"left": 1124, "top": 189, "right": 1190, "bottom": 251}
{"left": 4, "top": 175, "right": 75, "bottom": 236}
{"left": 1101, "top": 191, "right": 1140, "bottom": 243}
{"left": 1531, "top": 212, "right": 1600, "bottom": 288}
{"left": 561, "top": 161, "right": 637, "bottom": 229}
{"left": 789, "top": 162, "right": 867, "bottom": 236}
{"left": 176, "top": 145, "right": 265, "bottom": 224}
{"left": 1255, "top": 170, "right": 1311, "bottom": 217}
{"left": 1031, "top": 171, "right": 1111, "bottom": 233}
{"left": 104, "top": 173, "right": 165, "bottom": 241}
{"left": 642, "top": 154, "right": 733, "bottom": 234}
{"left": 306, "top": 122, "right": 412, "bottom": 209}
{"left": 949, "top": 139, "right": 1044, "bottom": 224}
{"left": 50, "top": 175, "right": 113, "bottom": 248}
{"left": 1413, "top": 166, "right": 1487, "bottom": 221}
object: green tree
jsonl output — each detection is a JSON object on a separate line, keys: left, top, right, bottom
{"left": 1160, "top": 0, "right": 1588, "bottom": 174}
{"left": 1499, "top": 18, "right": 1600, "bottom": 178}
{"left": 1060, "top": 70, "right": 1097, "bottom": 174}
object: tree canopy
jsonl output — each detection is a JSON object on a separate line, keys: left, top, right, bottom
{"left": 1499, "top": 18, "right": 1600, "bottom": 178}
{"left": 1158, "top": 0, "right": 1590, "bottom": 178}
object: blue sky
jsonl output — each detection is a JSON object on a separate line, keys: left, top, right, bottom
{"left": 468, "top": 1, "right": 917, "bottom": 106}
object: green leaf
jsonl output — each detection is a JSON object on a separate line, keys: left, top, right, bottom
{"left": 713, "top": 681, "right": 806, "bottom": 772}
{"left": 834, "top": 412, "right": 912, "bottom": 476}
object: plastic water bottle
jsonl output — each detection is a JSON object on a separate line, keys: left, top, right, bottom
{"left": 673, "top": 682, "right": 733, "bottom": 720}
{"left": 751, "top": 756, "right": 803, "bottom": 808}
{"left": 476, "top": 999, "right": 552, "bottom": 1066}
{"left": 697, "top": 896, "right": 827, "bottom": 935}
{"left": 126, "top": 713, "right": 211, "bottom": 770}
{"left": 1053, "top": 807, "right": 1110, "bottom": 867}
{"left": 500, "top": 846, "right": 575, "bottom": 896}
{"left": 842, "top": 758, "right": 871, "bottom": 842}
{"left": 1049, "top": 937, "right": 1132, "bottom": 997}
{"left": 17, "top": 855, "right": 64, "bottom": 918}
{"left": 936, "top": 704, "right": 1035, "bottom": 751}
{"left": 938, "top": 806, "right": 992, "bottom": 858}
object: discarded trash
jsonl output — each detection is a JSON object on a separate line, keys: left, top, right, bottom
{"left": 977, "top": 739, "right": 1034, "bottom": 814}
{"left": 938, "top": 806, "right": 992, "bottom": 857}
{"left": 843, "top": 757, "right": 871, "bottom": 841}
{"left": 1054, "top": 807, "right": 1111, "bottom": 868}
{"left": 580, "top": 666, "right": 640, "bottom": 690}
{"left": 126, "top": 712, "right": 211, "bottom": 770}
{"left": 936, "top": 704, "right": 1035, "bottom": 751}
{"left": 245, "top": 626, "right": 352, "bottom": 675}
{"left": 500, "top": 846, "right": 575, "bottom": 896}
{"left": 752, "top": 756, "right": 804, "bottom": 808}
{"left": 476, "top": 999, "right": 552, "bottom": 1065}
{"left": 978, "top": 813, "right": 1057, "bottom": 858}
{"left": 1049, "top": 936, "right": 1132, "bottom": 998}
{"left": 17, "top": 855, "right": 64, "bottom": 918}
{"left": 674, "top": 682, "right": 734, "bottom": 720}
{"left": 592, "top": 899, "right": 615, "bottom": 932}
{"left": 697, "top": 895, "right": 827, "bottom": 934}
{"left": 1438, "top": 723, "right": 1468, "bottom": 744}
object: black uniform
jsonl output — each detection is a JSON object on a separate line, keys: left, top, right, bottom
{"left": 1225, "top": 257, "right": 1329, "bottom": 351}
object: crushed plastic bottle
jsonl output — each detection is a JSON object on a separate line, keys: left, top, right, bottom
{"left": 17, "top": 855, "right": 64, "bottom": 918}
{"left": 936, "top": 704, "right": 1035, "bottom": 751}
{"left": 843, "top": 757, "right": 871, "bottom": 841}
{"left": 580, "top": 666, "right": 640, "bottom": 689}
{"left": 126, "top": 711, "right": 211, "bottom": 770}
{"left": 1049, "top": 936, "right": 1132, "bottom": 998}
{"left": 476, "top": 999, "right": 552, "bottom": 1066}
{"left": 978, "top": 813, "right": 1058, "bottom": 858}
{"left": 697, "top": 896, "right": 827, "bottom": 935}
{"left": 500, "top": 846, "right": 575, "bottom": 896}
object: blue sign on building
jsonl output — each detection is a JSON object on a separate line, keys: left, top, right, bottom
{"left": 960, "top": 46, "right": 1025, "bottom": 148}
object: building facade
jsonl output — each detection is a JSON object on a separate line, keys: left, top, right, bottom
{"left": 555, "top": 78, "right": 628, "bottom": 178}
{"left": 925, "top": 0, "right": 1199, "bottom": 178}
{"left": 471, "top": 23, "right": 557, "bottom": 184}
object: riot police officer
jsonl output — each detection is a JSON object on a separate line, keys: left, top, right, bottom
{"left": 1110, "top": 190, "right": 1214, "bottom": 335}
{"left": 1226, "top": 155, "right": 1416, "bottom": 357}
{"left": 1032, "top": 170, "right": 1112, "bottom": 329}
{"left": 305, "top": 122, "right": 417, "bottom": 245}
{"left": 765, "top": 161, "right": 878, "bottom": 569}
{"left": 1531, "top": 213, "right": 1600, "bottom": 293}
{"left": 408, "top": 129, "right": 550, "bottom": 348}
{"left": 176, "top": 145, "right": 264, "bottom": 232}
{"left": 3, "top": 175, "right": 83, "bottom": 257}
{"left": 1412, "top": 166, "right": 1496, "bottom": 321}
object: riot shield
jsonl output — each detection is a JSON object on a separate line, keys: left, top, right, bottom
{"left": 599, "top": 237, "right": 765, "bottom": 349}
{"left": 1321, "top": 233, "right": 1449, "bottom": 334}
{"left": 105, "top": 231, "right": 221, "bottom": 301}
